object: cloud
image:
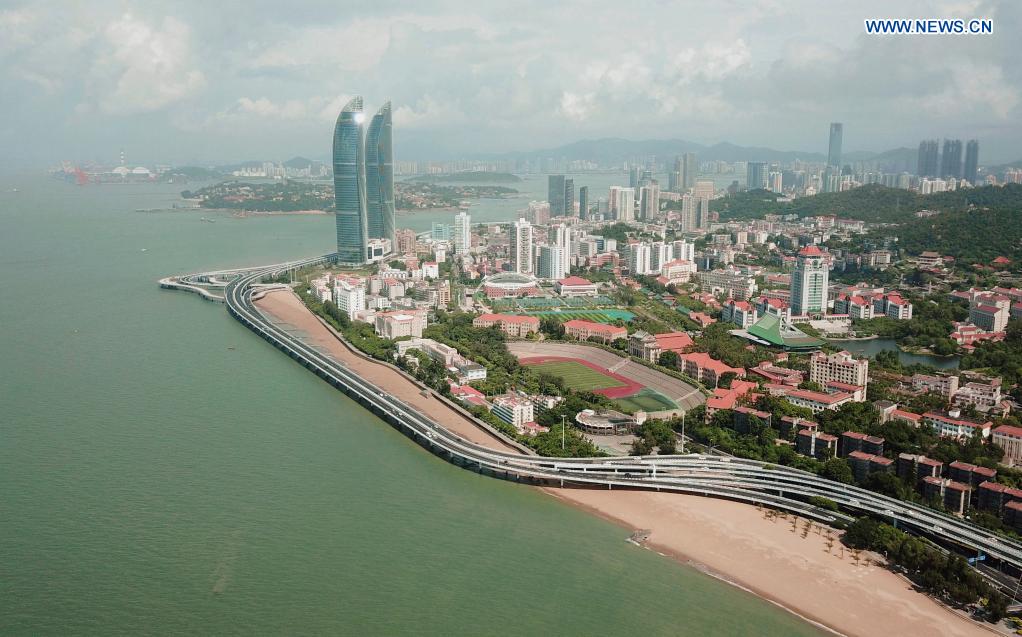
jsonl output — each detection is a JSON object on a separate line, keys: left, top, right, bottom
{"left": 1, "top": 1, "right": 1020, "bottom": 165}
{"left": 91, "top": 14, "right": 205, "bottom": 114}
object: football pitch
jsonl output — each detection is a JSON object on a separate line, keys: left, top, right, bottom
{"left": 526, "top": 360, "right": 626, "bottom": 391}
{"left": 613, "top": 389, "right": 679, "bottom": 413}
{"left": 523, "top": 309, "right": 635, "bottom": 323}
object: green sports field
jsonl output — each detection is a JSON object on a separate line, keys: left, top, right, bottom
{"left": 523, "top": 309, "right": 635, "bottom": 323}
{"left": 613, "top": 389, "right": 678, "bottom": 413}
{"left": 526, "top": 360, "right": 626, "bottom": 391}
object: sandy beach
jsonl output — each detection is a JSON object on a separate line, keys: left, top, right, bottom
{"left": 256, "top": 289, "right": 993, "bottom": 637}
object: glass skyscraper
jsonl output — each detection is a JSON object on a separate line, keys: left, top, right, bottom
{"left": 333, "top": 97, "right": 369, "bottom": 265}
{"left": 964, "top": 140, "right": 979, "bottom": 184}
{"left": 827, "top": 123, "right": 842, "bottom": 169}
{"left": 366, "top": 102, "right": 395, "bottom": 247}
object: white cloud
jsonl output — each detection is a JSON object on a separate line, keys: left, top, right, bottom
{"left": 93, "top": 14, "right": 205, "bottom": 114}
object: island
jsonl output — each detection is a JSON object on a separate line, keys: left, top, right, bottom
{"left": 180, "top": 179, "right": 518, "bottom": 213}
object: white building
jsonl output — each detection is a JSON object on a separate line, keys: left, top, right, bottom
{"left": 809, "top": 350, "right": 868, "bottom": 397}
{"left": 334, "top": 278, "right": 366, "bottom": 321}
{"left": 510, "top": 218, "right": 534, "bottom": 274}
{"left": 628, "top": 242, "right": 653, "bottom": 275}
{"left": 639, "top": 183, "right": 660, "bottom": 220}
{"left": 672, "top": 240, "right": 695, "bottom": 263}
{"left": 650, "top": 241, "right": 673, "bottom": 274}
{"left": 791, "top": 245, "right": 830, "bottom": 316}
{"left": 491, "top": 394, "right": 535, "bottom": 430}
{"left": 453, "top": 211, "right": 471, "bottom": 256}
{"left": 610, "top": 187, "right": 635, "bottom": 222}
{"left": 537, "top": 245, "right": 566, "bottom": 280}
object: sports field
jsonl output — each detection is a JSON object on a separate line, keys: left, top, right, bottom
{"left": 523, "top": 309, "right": 635, "bottom": 323}
{"left": 613, "top": 389, "right": 679, "bottom": 414}
{"left": 527, "top": 359, "right": 626, "bottom": 391}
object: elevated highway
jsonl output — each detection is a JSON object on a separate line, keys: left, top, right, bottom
{"left": 173, "top": 253, "right": 1022, "bottom": 573}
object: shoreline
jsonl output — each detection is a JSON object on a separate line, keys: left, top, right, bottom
{"left": 254, "top": 288, "right": 991, "bottom": 637}
{"left": 543, "top": 488, "right": 847, "bottom": 637}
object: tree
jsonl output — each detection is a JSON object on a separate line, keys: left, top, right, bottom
{"left": 820, "top": 457, "right": 854, "bottom": 484}
{"left": 539, "top": 317, "right": 565, "bottom": 339}
{"left": 658, "top": 350, "right": 680, "bottom": 370}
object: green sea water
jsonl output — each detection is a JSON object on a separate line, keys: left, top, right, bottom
{"left": 0, "top": 174, "right": 823, "bottom": 636}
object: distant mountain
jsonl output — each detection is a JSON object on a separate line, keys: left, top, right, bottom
{"left": 479, "top": 137, "right": 914, "bottom": 166}
{"left": 283, "top": 156, "right": 320, "bottom": 169}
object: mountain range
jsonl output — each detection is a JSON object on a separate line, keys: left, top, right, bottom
{"left": 477, "top": 137, "right": 919, "bottom": 170}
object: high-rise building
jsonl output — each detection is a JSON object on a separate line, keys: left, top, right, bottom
{"left": 610, "top": 187, "right": 635, "bottom": 222}
{"left": 537, "top": 245, "right": 566, "bottom": 280}
{"left": 810, "top": 350, "right": 869, "bottom": 389}
{"left": 548, "top": 175, "right": 566, "bottom": 216}
{"left": 791, "top": 245, "right": 830, "bottom": 316}
{"left": 650, "top": 241, "right": 673, "bottom": 273}
{"left": 668, "top": 157, "right": 682, "bottom": 192}
{"left": 578, "top": 186, "right": 589, "bottom": 219}
{"left": 431, "top": 222, "right": 450, "bottom": 241}
{"left": 672, "top": 240, "right": 695, "bottom": 263}
{"left": 333, "top": 97, "right": 370, "bottom": 265}
{"left": 964, "top": 140, "right": 979, "bottom": 184}
{"left": 563, "top": 178, "right": 575, "bottom": 217}
{"left": 917, "top": 140, "right": 939, "bottom": 177}
{"left": 365, "top": 102, "right": 395, "bottom": 247}
{"left": 395, "top": 228, "right": 417, "bottom": 255}
{"left": 552, "top": 224, "right": 570, "bottom": 275}
{"left": 746, "top": 162, "right": 767, "bottom": 190}
{"left": 629, "top": 166, "right": 640, "bottom": 190}
{"left": 334, "top": 278, "right": 366, "bottom": 320}
{"left": 682, "top": 153, "right": 697, "bottom": 190}
{"left": 639, "top": 182, "right": 660, "bottom": 220}
{"left": 510, "top": 218, "right": 534, "bottom": 274}
{"left": 828, "top": 123, "right": 843, "bottom": 169}
{"left": 628, "top": 242, "right": 652, "bottom": 275}
{"left": 453, "top": 211, "right": 471, "bottom": 256}
{"left": 941, "top": 139, "right": 963, "bottom": 178}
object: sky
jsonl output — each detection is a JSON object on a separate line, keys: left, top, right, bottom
{"left": 1, "top": 0, "right": 1020, "bottom": 167}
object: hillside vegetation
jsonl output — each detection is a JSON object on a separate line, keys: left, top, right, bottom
{"left": 713, "top": 184, "right": 1022, "bottom": 224}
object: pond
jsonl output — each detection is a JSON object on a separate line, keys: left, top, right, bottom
{"left": 828, "top": 337, "right": 959, "bottom": 369}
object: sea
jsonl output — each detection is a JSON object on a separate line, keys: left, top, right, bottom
{"left": 0, "top": 172, "right": 823, "bottom": 635}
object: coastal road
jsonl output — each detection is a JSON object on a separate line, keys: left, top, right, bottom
{"left": 170, "top": 253, "right": 1022, "bottom": 575}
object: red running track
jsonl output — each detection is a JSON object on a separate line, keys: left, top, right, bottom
{"left": 519, "top": 355, "right": 643, "bottom": 399}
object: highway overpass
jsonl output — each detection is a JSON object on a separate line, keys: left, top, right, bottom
{"left": 167, "top": 254, "right": 1022, "bottom": 575}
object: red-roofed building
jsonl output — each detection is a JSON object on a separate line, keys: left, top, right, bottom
{"left": 554, "top": 276, "right": 599, "bottom": 297}
{"left": 661, "top": 259, "right": 697, "bottom": 284}
{"left": 923, "top": 410, "right": 992, "bottom": 439}
{"left": 679, "top": 352, "right": 745, "bottom": 387}
{"left": 704, "top": 379, "right": 758, "bottom": 420}
{"left": 721, "top": 299, "right": 758, "bottom": 328}
{"left": 799, "top": 245, "right": 825, "bottom": 257}
{"left": 993, "top": 424, "right": 1022, "bottom": 467}
{"left": 890, "top": 409, "right": 923, "bottom": 427}
{"left": 688, "top": 312, "right": 716, "bottom": 328}
{"left": 834, "top": 293, "right": 874, "bottom": 320}
{"left": 749, "top": 360, "right": 804, "bottom": 386}
{"left": 628, "top": 331, "right": 693, "bottom": 363}
{"left": 563, "top": 319, "right": 627, "bottom": 344}
{"left": 785, "top": 389, "right": 855, "bottom": 413}
{"left": 473, "top": 313, "right": 540, "bottom": 337}
{"left": 449, "top": 382, "right": 489, "bottom": 408}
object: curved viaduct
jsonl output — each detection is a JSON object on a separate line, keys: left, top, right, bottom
{"left": 166, "top": 254, "right": 1022, "bottom": 573}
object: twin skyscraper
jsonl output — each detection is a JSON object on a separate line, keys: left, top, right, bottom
{"left": 333, "top": 97, "right": 395, "bottom": 265}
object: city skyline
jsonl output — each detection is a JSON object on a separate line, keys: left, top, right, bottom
{"left": 1, "top": 1, "right": 1020, "bottom": 168}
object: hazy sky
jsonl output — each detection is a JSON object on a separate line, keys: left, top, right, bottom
{"left": 2, "top": 0, "right": 1020, "bottom": 166}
